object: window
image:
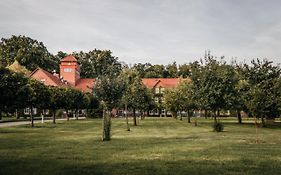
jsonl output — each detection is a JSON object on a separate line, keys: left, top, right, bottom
{"left": 155, "top": 88, "right": 160, "bottom": 94}
{"left": 160, "top": 88, "right": 165, "bottom": 94}
{"left": 24, "top": 108, "right": 30, "bottom": 115}
{"left": 64, "top": 68, "right": 72, "bottom": 72}
{"left": 40, "top": 79, "right": 45, "bottom": 83}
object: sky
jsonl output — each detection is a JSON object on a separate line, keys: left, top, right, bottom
{"left": 1, "top": 0, "right": 281, "bottom": 65}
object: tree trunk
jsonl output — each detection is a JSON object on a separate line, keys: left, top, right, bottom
{"left": 30, "top": 107, "right": 34, "bottom": 127}
{"left": 15, "top": 109, "right": 19, "bottom": 119}
{"left": 0, "top": 108, "right": 2, "bottom": 120}
{"left": 172, "top": 111, "right": 177, "bottom": 119}
{"left": 204, "top": 110, "right": 208, "bottom": 119}
{"left": 85, "top": 109, "right": 88, "bottom": 118}
{"left": 261, "top": 116, "right": 266, "bottom": 127}
{"left": 125, "top": 104, "right": 130, "bottom": 131}
{"left": 140, "top": 110, "right": 144, "bottom": 120}
{"left": 187, "top": 110, "right": 191, "bottom": 123}
{"left": 66, "top": 110, "right": 69, "bottom": 121}
{"left": 133, "top": 108, "right": 137, "bottom": 126}
{"left": 237, "top": 110, "right": 242, "bottom": 124}
{"left": 254, "top": 117, "right": 259, "bottom": 143}
{"left": 213, "top": 110, "right": 217, "bottom": 122}
{"left": 180, "top": 111, "right": 183, "bottom": 120}
{"left": 41, "top": 110, "right": 44, "bottom": 124}
{"left": 75, "top": 109, "right": 78, "bottom": 120}
{"left": 52, "top": 109, "right": 56, "bottom": 124}
{"left": 102, "top": 107, "right": 111, "bottom": 141}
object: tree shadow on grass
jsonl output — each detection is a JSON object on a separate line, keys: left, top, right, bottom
{"left": 2, "top": 155, "right": 281, "bottom": 175}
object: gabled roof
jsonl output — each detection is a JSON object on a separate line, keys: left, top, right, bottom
{"left": 142, "top": 78, "right": 189, "bottom": 89}
{"left": 60, "top": 55, "right": 77, "bottom": 62}
{"left": 75, "top": 78, "right": 95, "bottom": 93}
{"left": 30, "top": 67, "right": 64, "bottom": 86}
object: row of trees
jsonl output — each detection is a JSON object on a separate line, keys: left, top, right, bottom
{"left": 0, "top": 36, "right": 192, "bottom": 79}
{"left": 164, "top": 57, "right": 281, "bottom": 127}
{"left": 132, "top": 62, "right": 191, "bottom": 78}
{"left": 0, "top": 67, "right": 98, "bottom": 127}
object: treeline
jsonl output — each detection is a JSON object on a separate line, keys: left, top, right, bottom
{"left": 164, "top": 57, "right": 281, "bottom": 127}
{"left": 0, "top": 35, "right": 190, "bottom": 78}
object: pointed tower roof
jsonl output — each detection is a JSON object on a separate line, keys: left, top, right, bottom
{"left": 60, "top": 55, "right": 77, "bottom": 62}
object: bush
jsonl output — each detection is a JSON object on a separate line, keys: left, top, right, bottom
{"left": 213, "top": 121, "right": 224, "bottom": 132}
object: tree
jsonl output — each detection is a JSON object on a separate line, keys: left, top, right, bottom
{"left": 0, "top": 67, "right": 31, "bottom": 119}
{"left": 26, "top": 80, "right": 51, "bottom": 127}
{"left": 85, "top": 93, "right": 100, "bottom": 117}
{"left": 49, "top": 87, "right": 65, "bottom": 124}
{"left": 166, "top": 62, "right": 178, "bottom": 78}
{"left": 71, "top": 49, "right": 122, "bottom": 78}
{"left": 178, "top": 64, "right": 191, "bottom": 78}
{"left": 70, "top": 89, "right": 90, "bottom": 120}
{"left": 242, "top": 59, "right": 280, "bottom": 127}
{"left": 94, "top": 65, "right": 125, "bottom": 141}
{"left": 0, "top": 35, "right": 57, "bottom": 72}
{"left": 120, "top": 68, "right": 138, "bottom": 130}
{"left": 128, "top": 77, "right": 151, "bottom": 125}
{"left": 177, "top": 81, "right": 196, "bottom": 123}
{"left": 164, "top": 88, "right": 181, "bottom": 119}
{"left": 144, "top": 64, "right": 166, "bottom": 78}
{"left": 190, "top": 57, "right": 240, "bottom": 123}
{"left": 164, "top": 80, "right": 196, "bottom": 121}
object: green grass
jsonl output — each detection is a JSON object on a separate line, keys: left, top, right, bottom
{"left": 1, "top": 117, "right": 281, "bottom": 175}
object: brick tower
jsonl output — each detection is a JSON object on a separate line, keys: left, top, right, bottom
{"left": 59, "top": 55, "right": 80, "bottom": 86}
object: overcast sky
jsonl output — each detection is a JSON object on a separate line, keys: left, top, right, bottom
{"left": 1, "top": 0, "right": 281, "bottom": 65}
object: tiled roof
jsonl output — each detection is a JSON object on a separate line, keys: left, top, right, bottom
{"left": 60, "top": 55, "right": 77, "bottom": 62}
{"left": 142, "top": 78, "right": 189, "bottom": 89}
{"left": 30, "top": 68, "right": 65, "bottom": 86}
{"left": 75, "top": 78, "right": 95, "bottom": 93}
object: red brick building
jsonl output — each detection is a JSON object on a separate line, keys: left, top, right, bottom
{"left": 30, "top": 55, "right": 95, "bottom": 93}
{"left": 142, "top": 78, "right": 185, "bottom": 116}
{"left": 30, "top": 55, "right": 183, "bottom": 116}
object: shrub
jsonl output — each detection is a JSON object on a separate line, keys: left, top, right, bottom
{"left": 213, "top": 121, "right": 224, "bottom": 132}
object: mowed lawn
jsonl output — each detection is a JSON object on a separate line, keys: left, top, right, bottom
{"left": 1, "top": 117, "right": 281, "bottom": 175}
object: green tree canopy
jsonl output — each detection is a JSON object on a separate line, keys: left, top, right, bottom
{"left": 0, "top": 35, "right": 57, "bottom": 72}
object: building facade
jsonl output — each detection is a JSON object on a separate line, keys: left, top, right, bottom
{"left": 30, "top": 55, "right": 95, "bottom": 93}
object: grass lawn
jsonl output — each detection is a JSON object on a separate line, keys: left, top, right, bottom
{"left": 0, "top": 117, "right": 281, "bottom": 175}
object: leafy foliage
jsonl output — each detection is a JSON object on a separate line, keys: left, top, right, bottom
{"left": 0, "top": 35, "right": 57, "bottom": 72}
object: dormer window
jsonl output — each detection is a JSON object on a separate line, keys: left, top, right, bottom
{"left": 64, "top": 68, "right": 72, "bottom": 72}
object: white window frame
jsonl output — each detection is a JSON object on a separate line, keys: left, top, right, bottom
{"left": 64, "top": 68, "right": 72, "bottom": 72}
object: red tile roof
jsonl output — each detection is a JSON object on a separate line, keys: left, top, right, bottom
{"left": 75, "top": 78, "right": 95, "bottom": 93}
{"left": 142, "top": 78, "right": 189, "bottom": 89}
{"left": 30, "top": 68, "right": 65, "bottom": 86}
{"left": 60, "top": 55, "right": 77, "bottom": 62}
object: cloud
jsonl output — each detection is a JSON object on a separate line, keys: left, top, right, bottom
{"left": 0, "top": 0, "right": 281, "bottom": 65}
